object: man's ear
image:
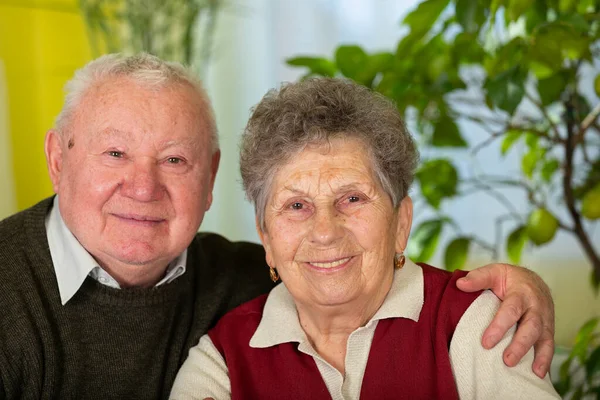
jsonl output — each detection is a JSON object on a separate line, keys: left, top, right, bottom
{"left": 255, "top": 216, "right": 274, "bottom": 268}
{"left": 45, "top": 130, "right": 64, "bottom": 193}
{"left": 395, "top": 196, "right": 413, "bottom": 254}
{"left": 205, "top": 150, "right": 221, "bottom": 211}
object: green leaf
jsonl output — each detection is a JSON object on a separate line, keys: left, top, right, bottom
{"left": 452, "top": 32, "right": 486, "bottom": 64}
{"left": 525, "top": 133, "right": 539, "bottom": 149}
{"left": 586, "top": 345, "right": 600, "bottom": 381}
{"left": 595, "top": 74, "right": 600, "bottom": 97}
{"left": 485, "top": 66, "right": 526, "bottom": 114}
{"left": 571, "top": 387, "right": 584, "bottom": 400}
{"left": 557, "top": 356, "right": 573, "bottom": 395}
{"left": 522, "top": 147, "right": 545, "bottom": 178}
{"left": 335, "top": 45, "right": 368, "bottom": 81}
{"left": 538, "top": 73, "right": 568, "bottom": 106}
{"left": 444, "top": 237, "right": 470, "bottom": 271}
{"left": 506, "top": 226, "right": 528, "bottom": 264}
{"left": 416, "top": 159, "right": 459, "bottom": 208}
{"left": 559, "top": 0, "right": 578, "bottom": 13}
{"left": 402, "top": 0, "right": 450, "bottom": 40}
{"left": 501, "top": 130, "right": 523, "bottom": 155}
{"left": 286, "top": 56, "right": 337, "bottom": 77}
{"left": 541, "top": 159, "right": 560, "bottom": 182}
{"left": 484, "top": 37, "right": 527, "bottom": 77}
{"left": 573, "top": 318, "right": 599, "bottom": 364}
{"left": 507, "top": 0, "right": 536, "bottom": 22}
{"left": 431, "top": 116, "right": 468, "bottom": 147}
{"left": 407, "top": 219, "right": 445, "bottom": 263}
{"left": 455, "top": 0, "right": 485, "bottom": 34}
{"left": 529, "top": 22, "right": 591, "bottom": 68}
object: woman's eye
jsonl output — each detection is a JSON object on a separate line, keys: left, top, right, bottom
{"left": 290, "top": 202, "right": 304, "bottom": 210}
{"left": 107, "top": 151, "right": 123, "bottom": 158}
{"left": 348, "top": 195, "right": 360, "bottom": 203}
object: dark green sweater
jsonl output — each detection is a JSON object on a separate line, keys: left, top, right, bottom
{"left": 0, "top": 198, "right": 275, "bottom": 399}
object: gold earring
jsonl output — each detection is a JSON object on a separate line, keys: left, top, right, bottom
{"left": 394, "top": 253, "right": 405, "bottom": 270}
{"left": 269, "top": 267, "right": 279, "bottom": 282}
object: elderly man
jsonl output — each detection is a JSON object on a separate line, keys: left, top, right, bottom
{"left": 0, "top": 54, "right": 554, "bottom": 399}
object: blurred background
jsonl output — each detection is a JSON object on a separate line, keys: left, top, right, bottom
{"left": 0, "top": 0, "right": 599, "bottom": 396}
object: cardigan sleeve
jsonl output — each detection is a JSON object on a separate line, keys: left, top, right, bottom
{"left": 169, "top": 334, "right": 231, "bottom": 400}
{"left": 449, "top": 290, "right": 560, "bottom": 399}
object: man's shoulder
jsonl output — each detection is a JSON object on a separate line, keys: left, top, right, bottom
{"left": 188, "top": 232, "right": 275, "bottom": 314}
{"left": 0, "top": 197, "right": 53, "bottom": 247}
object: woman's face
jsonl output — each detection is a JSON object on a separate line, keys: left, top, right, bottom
{"left": 259, "top": 137, "right": 413, "bottom": 310}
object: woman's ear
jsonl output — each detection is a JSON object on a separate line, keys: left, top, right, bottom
{"left": 395, "top": 196, "right": 413, "bottom": 253}
{"left": 256, "top": 216, "right": 274, "bottom": 268}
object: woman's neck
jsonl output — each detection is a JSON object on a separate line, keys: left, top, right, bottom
{"left": 294, "top": 276, "right": 393, "bottom": 374}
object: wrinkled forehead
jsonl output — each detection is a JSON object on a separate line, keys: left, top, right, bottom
{"left": 71, "top": 77, "right": 210, "bottom": 141}
{"left": 271, "top": 138, "right": 380, "bottom": 194}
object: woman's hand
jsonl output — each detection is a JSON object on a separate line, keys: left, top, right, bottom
{"left": 456, "top": 263, "right": 554, "bottom": 379}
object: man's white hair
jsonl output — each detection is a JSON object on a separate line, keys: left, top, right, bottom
{"left": 55, "top": 53, "right": 219, "bottom": 152}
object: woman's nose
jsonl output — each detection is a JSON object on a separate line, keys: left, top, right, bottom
{"left": 308, "top": 206, "right": 345, "bottom": 245}
{"left": 121, "top": 159, "right": 165, "bottom": 202}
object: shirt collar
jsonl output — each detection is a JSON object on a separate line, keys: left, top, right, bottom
{"left": 45, "top": 196, "right": 187, "bottom": 305}
{"left": 250, "top": 258, "right": 424, "bottom": 349}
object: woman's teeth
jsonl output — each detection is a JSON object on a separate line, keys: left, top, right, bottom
{"left": 310, "top": 257, "right": 351, "bottom": 268}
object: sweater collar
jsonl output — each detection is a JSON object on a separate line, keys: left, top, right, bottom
{"left": 249, "top": 258, "right": 424, "bottom": 348}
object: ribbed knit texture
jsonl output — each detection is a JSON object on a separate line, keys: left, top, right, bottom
{"left": 0, "top": 197, "right": 275, "bottom": 400}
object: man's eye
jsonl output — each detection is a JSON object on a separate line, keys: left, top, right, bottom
{"left": 108, "top": 151, "right": 123, "bottom": 158}
{"left": 167, "top": 157, "right": 183, "bottom": 164}
{"left": 290, "top": 202, "right": 304, "bottom": 210}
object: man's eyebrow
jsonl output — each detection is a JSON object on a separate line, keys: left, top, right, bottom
{"left": 96, "top": 128, "right": 133, "bottom": 141}
{"left": 159, "top": 138, "right": 201, "bottom": 150}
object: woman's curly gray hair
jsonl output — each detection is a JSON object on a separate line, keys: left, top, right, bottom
{"left": 240, "top": 77, "right": 419, "bottom": 229}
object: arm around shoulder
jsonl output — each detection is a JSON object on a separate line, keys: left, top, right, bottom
{"left": 449, "top": 290, "right": 560, "bottom": 400}
{"left": 169, "top": 334, "right": 231, "bottom": 400}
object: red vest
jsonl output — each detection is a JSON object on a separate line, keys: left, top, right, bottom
{"left": 209, "top": 264, "right": 481, "bottom": 400}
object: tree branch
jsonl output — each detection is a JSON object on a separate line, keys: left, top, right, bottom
{"left": 564, "top": 97, "right": 600, "bottom": 280}
{"left": 525, "top": 92, "right": 562, "bottom": 141}
{"left": 575, "top": 102, "right": 600, "bottom": 144}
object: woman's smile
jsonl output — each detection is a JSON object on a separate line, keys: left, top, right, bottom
{"left": 303, "top": 255, "right": 355, "bottom": 272}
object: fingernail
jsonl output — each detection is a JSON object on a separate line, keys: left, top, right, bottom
{"left": 505, "top": 352, "right": 517, "bottom": 366}
{"left": 484, "top": 335, "right": 497, "bottom": 348}
{"left": 535, "top": 364, "right": 547, "bottom": 377}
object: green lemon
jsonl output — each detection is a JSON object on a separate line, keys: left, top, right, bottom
{"left": 582, "top": 185, "right": 600, "bottom": 220}
{"left": 527, "top": 208, "right": 558, "bottom": 245}
{"left": 595, "top": 74, "right": 600, "bottom": 97}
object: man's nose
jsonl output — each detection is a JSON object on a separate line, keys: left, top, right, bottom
{"left": 308, "top": 206, "right": 345, "bottom": 246}
{"left": 121, "top": 159, "right": 165, "bottom": 202}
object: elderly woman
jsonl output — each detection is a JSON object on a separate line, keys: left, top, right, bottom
{"left": 170, "top": 78, "right": 559, "bottom": 399}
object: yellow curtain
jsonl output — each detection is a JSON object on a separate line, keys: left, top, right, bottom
{"left": 0, "top": 0, "right": 91, "bottom": 216}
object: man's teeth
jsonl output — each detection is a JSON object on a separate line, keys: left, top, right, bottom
{"left": 310, "top": 257, "right": 351, "bottom": 268}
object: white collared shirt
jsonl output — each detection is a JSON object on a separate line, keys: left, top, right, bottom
{"left": 45, "top": 196, "right": 187, "bottom": 305}
{"left": 170, "top": 259, "right": 559, "bottom": 400}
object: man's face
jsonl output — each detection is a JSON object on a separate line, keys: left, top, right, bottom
{"left": 45, "top": 77, "right": 219, "bottom": 281}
